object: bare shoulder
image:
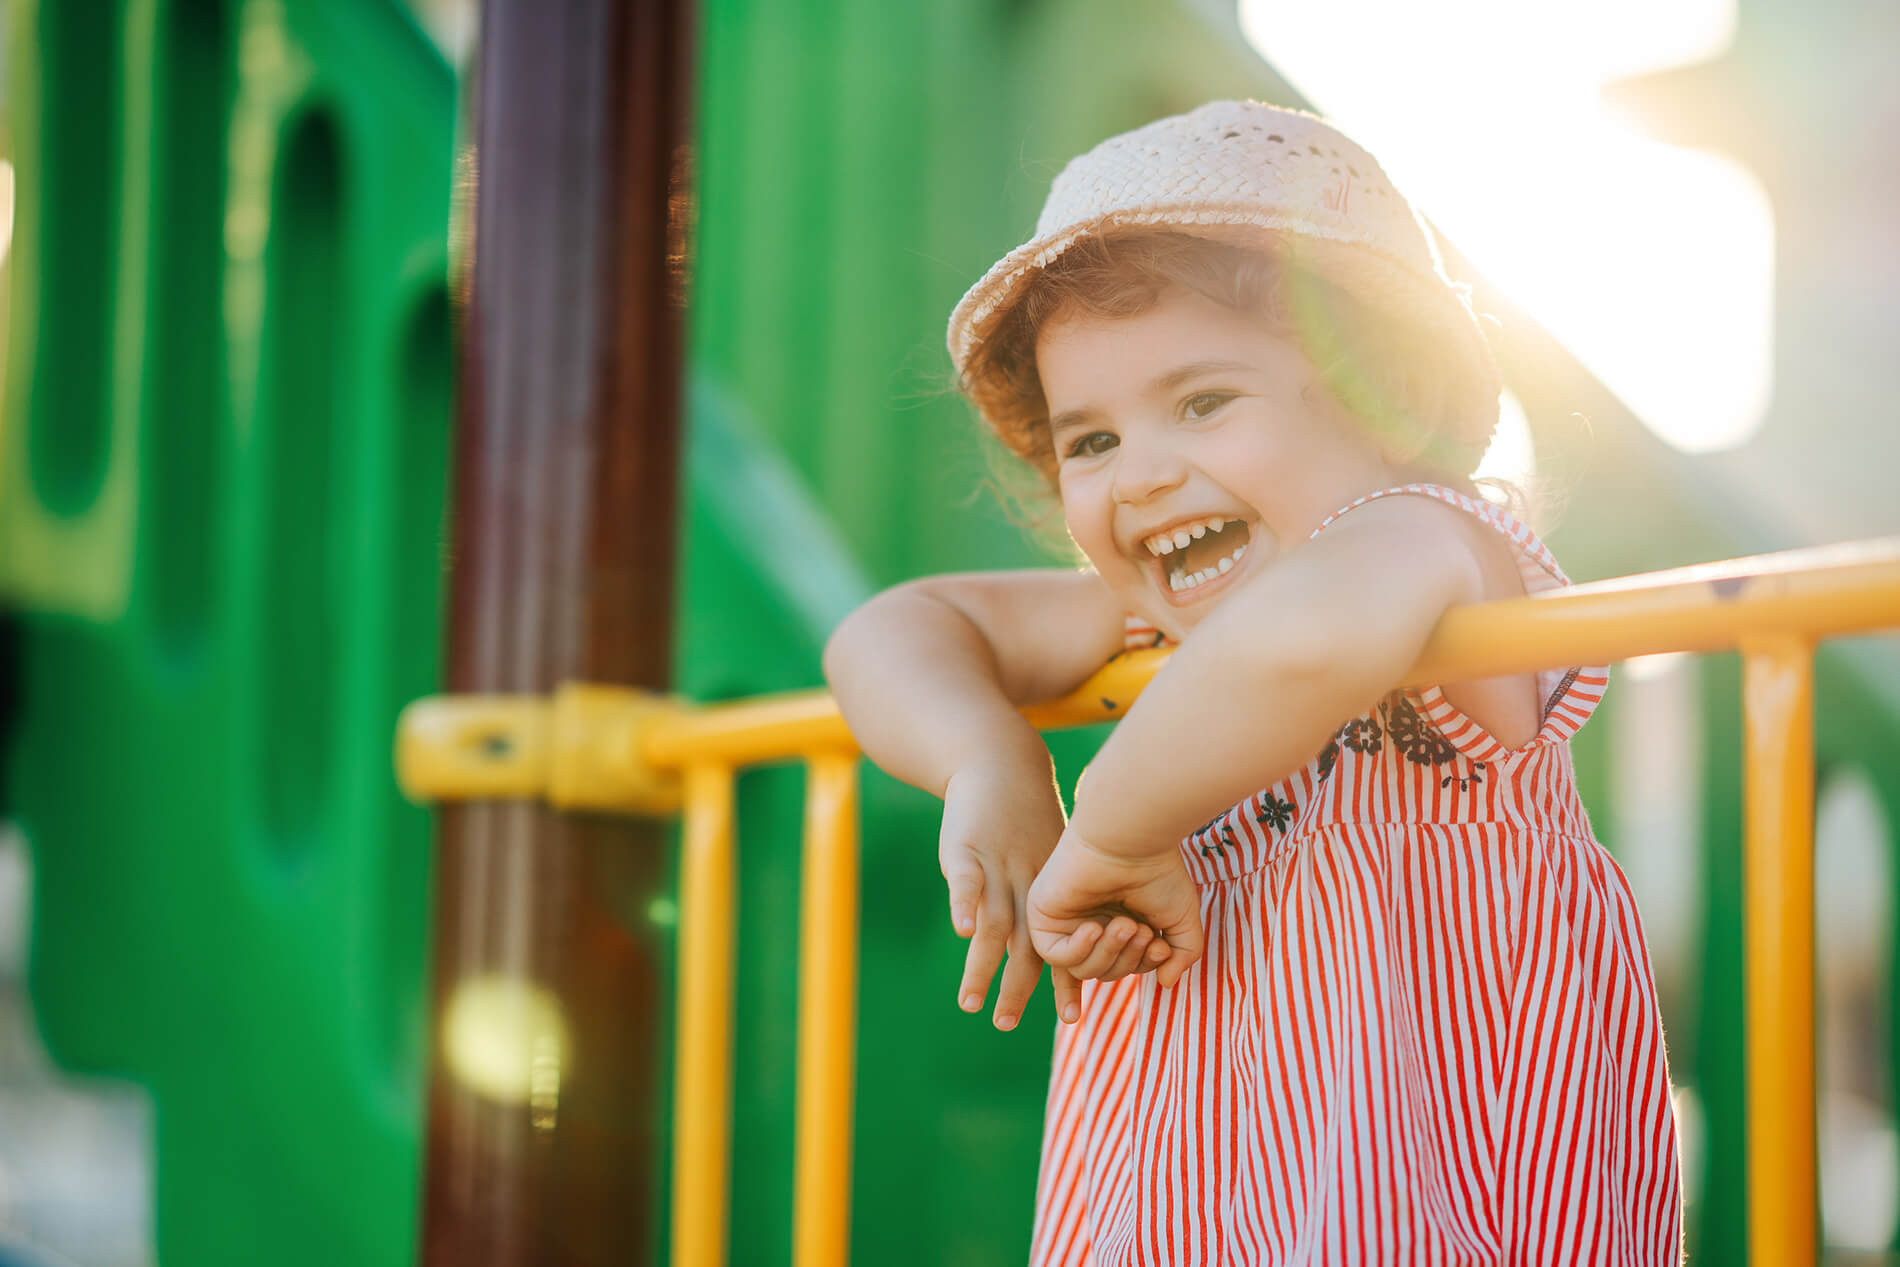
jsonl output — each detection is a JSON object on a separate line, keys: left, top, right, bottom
{"left": 1303, "top": 491, "right": 1490, "bottom": 610}
{"left": 1314, "top": 490, "right": 1540, "bottom": 743}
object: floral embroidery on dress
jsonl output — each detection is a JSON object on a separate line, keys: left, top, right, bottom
{"left": 1442, "top": 761, "right": 1487, "bottom": 791}
{"left": 1315, "top": 691, "right": 1461, "bottom": 777}
{"left": 1194, "top": 812, "right": 1241, "bottom": 858}
{"left": 1339, "top": 716, "right": 1383, "bottom": 754}
{"left": 1254, "top": 793, "right": 1295, "bottom": 832}
{"left": 1380, "top": 692, "right": 1458, "bottom": 766}
{"left": 1317, "top": 737, "right": 1341, "bottom": 781}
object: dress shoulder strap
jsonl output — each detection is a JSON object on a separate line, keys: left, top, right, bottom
{"left": 1312, "top": 482, "right": 1569, "bottom": 588}
{"left": 1313, "top": 483, "right": 1608, "bottom": 749}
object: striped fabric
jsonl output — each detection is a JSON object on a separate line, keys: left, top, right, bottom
{"left": 1032, "top": 485, "right": 1681, "bottom": 1266}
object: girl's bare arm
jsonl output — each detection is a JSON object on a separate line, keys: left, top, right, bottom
{"left": 824, "top": 568, "right": 1129, "bottom": 1028}
{"left": 822, "top": 569, "right": 1126, "bottom": 797}
{"left": 1065, "top": 495, "right": 1487, "bottom": 862}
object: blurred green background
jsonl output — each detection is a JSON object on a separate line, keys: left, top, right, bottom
{"left": 0, "top": 0, "right": 1897, "bottom": 1264}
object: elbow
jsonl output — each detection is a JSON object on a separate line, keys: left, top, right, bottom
{"left": 822, "top": 606, "right": 866, "bottom": 691}
{"left": 820, "top": 629, "right": 843, "bottom": 690}
{"left": 822, "top": 579, "right": 938, "bottom": 691}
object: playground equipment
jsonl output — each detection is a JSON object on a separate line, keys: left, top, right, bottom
{"left": 399, "top": 539, "right": 1900, "bottom": 1267}
{"left": 7, "top": 0, "right": 1900, "bottom": 1263}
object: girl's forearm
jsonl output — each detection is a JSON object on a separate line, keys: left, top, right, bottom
{"left": 1068, "top": 578, "right": 1417, "bottom": 859}
{"left": 1069, "top": 656, "right": 1358, "bottom": 858}
{"left": 824, "top": 588, "right": 1053, "bottom": 797}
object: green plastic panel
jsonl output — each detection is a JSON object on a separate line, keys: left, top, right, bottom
{"left": 3, "top": 0, "right": 455, "bottom": 1263}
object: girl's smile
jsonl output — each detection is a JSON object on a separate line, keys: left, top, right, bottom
{"left": 1138, "top": 513, "right": 1252, "bottom": 598}
{"left": 1037, "top": 285, "right": 1398, "bottom": 638}
{"left": 1134, "top": 513, "right": 1256, "bottom": 608}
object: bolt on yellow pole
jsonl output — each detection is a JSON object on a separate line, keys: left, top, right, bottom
{"left": 672, "top": 763, "right": 737, "bottom": 1267}
{"left": 1741, "top": 637, "right": 1817, "bottom": 1267}
{"left": 794, "top": 750, "right": 862, "bottom": 1267}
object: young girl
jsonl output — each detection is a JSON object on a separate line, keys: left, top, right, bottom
{"left": 825, "top": 100, "right": 1681, "bottom": 1265}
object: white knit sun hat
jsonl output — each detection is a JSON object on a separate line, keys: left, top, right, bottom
{"left": 947, "top": 100, "right": 1501, "bottom": 469}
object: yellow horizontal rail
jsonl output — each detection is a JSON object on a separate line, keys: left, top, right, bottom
{"left": 395, "top": 534, "right": 1900, "bottom": 1267}
{"left": 631, "top": 536, "right": 1900, "bottom": 772}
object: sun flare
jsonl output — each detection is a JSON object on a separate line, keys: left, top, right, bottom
{"left": 1241, "top": 0, "right": 1773, "bottom": 454}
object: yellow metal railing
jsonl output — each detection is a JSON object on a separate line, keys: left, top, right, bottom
{"left": 398, "top": 536, "right": 1900, "bottom": 1267}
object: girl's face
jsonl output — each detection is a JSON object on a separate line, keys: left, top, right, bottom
{"left": 1037, "top": 285, "right": 1399, "bottom": 639}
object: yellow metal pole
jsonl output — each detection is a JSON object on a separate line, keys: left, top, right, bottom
{"left": 793, "top": 751, "right": 861, "bottom": 1267}
{"left": 1741, "top": 638, "right": 1817, "bottom": 1267}
{"left": 672, "top": 763, "right": 737, "bottom": 1267}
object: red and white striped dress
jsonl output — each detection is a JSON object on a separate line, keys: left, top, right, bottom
{"left": 1031, "top": 485, "right": 1682, "bottom": 1266}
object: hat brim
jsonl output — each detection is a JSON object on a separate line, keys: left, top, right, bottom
{"left": 946, "top": 207, "right": 1502, "bottom": 469}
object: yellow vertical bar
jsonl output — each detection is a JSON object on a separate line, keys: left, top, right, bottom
{"left": 793, "top": 750, "right": 861, "bottom": 1267}
{"left": 672, "top": 762, "right": 736, "bottom": 1267}
{"left": 1742, "top": 638, "right": 1817, "bottom": 1266}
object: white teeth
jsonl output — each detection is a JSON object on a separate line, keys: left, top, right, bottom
{"left": 1164, "top": 540, "right": 1250, "bottom": 597}
{"left": 1142, "top": 516, "right": 1235, "bottom": 556}
{"left": 1143, "top": 517, "right": 1249, "bottom": 562}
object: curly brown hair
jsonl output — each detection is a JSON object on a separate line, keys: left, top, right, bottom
{"left": 958, "top": 230, "right": 1488, "bottom": 490}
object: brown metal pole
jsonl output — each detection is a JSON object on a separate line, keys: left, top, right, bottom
{"left": 420, "top": 1, "right": 695, "bottom": 1264}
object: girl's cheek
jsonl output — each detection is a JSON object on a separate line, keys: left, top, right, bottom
{"left": 1057, "top": 480, "right": 1103, "bottom": 538}
{"left": 1062, "top": 523, "right": 1128, "bottom": 583}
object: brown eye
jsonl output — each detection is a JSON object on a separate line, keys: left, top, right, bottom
{"left": 1183, "top": 392, "right": 1234, "bottom": 420}
{"left": 1064, "top": 430, "right": 1118, "bottom": 459}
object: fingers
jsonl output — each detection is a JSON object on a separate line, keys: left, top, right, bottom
{"left": 1098, "top": 922, "right": 1159, "bottom": 981}
{"left": 1050, "top": 915, "right": 1173, "bottom": 983}
{"left": 942, "top": 855, "right": 983, "bottom": 940}
{"left": 957, "top": 886, "right": 1013, "bottom": 1014}
{"left": 991, "top": 926, "right": 1042, "bottom": 1031}
{"left": 1153, "top": 919, "right": 1207, "bottom": 990}
{"left": 1035, "top": 919, "right": 1103, "bottom": 969}
{"left": 1065, "top": 916, "right": 1143, "bottom": 980}
{"left": 1051, "top": 966, "right": 1083, "bottom": 1025}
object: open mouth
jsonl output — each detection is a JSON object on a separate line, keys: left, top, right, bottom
{"left": 1142, "top": 517, "right": 1253, "bottom": 595}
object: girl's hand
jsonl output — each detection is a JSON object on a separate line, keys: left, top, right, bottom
{"left": 939, "top": 756, "right": 1073, "bottom": 1031}
{"left": 1027, "top": 831, "right": 1203, "bottom": 1020}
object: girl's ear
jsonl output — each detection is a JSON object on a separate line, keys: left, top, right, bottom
{"left": 1369, "top": 373, "right": 1448, "bottom": 468}
{"left": 1377, "top": 422, "right": 1431, "bottom": 466}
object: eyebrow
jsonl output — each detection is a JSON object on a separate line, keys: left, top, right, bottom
{"left": 1153, "top": 359, "right": 1258, "bottom": 391}
{"left": 1047, "top": 359, "right": 1259, "bottom": 437}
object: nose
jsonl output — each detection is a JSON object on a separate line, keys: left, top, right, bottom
{"left": 1111, "top": 429, "right": 1187, "bottom": 505}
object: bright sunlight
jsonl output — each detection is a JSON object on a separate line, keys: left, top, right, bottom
{"left": 1240, "top": 0, "right": 1774, "bottom": 454}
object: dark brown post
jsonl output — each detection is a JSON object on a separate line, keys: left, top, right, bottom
{"left": 419, "top": 1, "right": 695, "bottom": 1263}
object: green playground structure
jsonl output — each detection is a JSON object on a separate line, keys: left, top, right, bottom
{"left": 2, "top": 1, "right": 1898, "bottom": 1264}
